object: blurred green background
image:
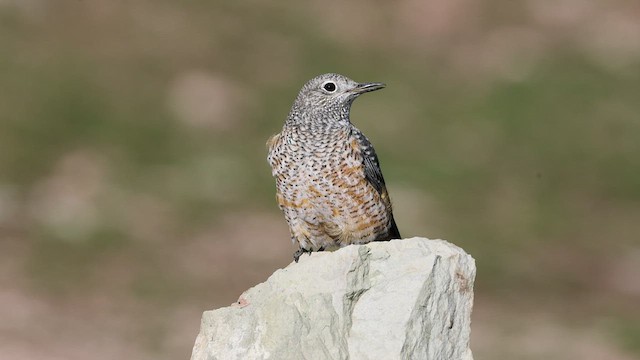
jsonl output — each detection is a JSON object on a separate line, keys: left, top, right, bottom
{"left": 1, "top": 1, "right": 639, "bottom": 359}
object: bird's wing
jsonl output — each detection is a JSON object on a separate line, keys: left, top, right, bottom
{"left": 351, "top": 128, "right": 387, "bottom": 195}
{"left": 351, "top": 128, "right": 401, "bottom": 239}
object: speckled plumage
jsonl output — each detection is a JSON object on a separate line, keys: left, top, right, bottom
{"left": 267, "top": 73, "right": 401, "bottom": 262}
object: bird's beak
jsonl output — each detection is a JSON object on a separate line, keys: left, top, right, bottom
{"left": 352, "top": 82, "right": 386, "bottom": 95}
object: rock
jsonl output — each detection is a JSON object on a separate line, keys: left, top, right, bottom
{"left": 191, "top": 237, "right": 476, "bottom": 360}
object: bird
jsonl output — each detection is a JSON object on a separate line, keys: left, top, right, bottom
{"left": 267, "top": 73, "right": 401, "bottom": 262}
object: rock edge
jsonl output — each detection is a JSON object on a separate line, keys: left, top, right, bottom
{"left": 191, "top": 237, "right": 475, "bottom": 360}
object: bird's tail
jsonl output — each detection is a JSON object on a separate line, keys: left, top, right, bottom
{"left": 388, "top": 216, "right": 401, "bottom": 239}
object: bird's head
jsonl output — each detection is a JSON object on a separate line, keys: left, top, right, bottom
{"left": 289, "top": 73, "right": 385, "bottom": 126}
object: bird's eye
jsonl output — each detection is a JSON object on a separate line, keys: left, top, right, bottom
{"left": 323, "top": 82, "right": 336, "bottom": 92}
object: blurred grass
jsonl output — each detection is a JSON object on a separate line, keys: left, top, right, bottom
{"left": 1, "top": 1, "right": 639, "bottom": 359}
{"left": 614, "top": 317, "right": 640, "bottom": 355}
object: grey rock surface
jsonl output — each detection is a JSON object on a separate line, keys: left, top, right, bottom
{"left": 191, "top": 237, "right": 475, "bottom": 360}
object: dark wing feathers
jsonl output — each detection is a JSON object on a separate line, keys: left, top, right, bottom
{"left": 353, "top": 129, "right": 386, "bottom": 194}
{"left": 352, "top": 129, "right": 401, "bottom": 239}
{"left": 387, "top": 215, "right": 401, "bottom": 239}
